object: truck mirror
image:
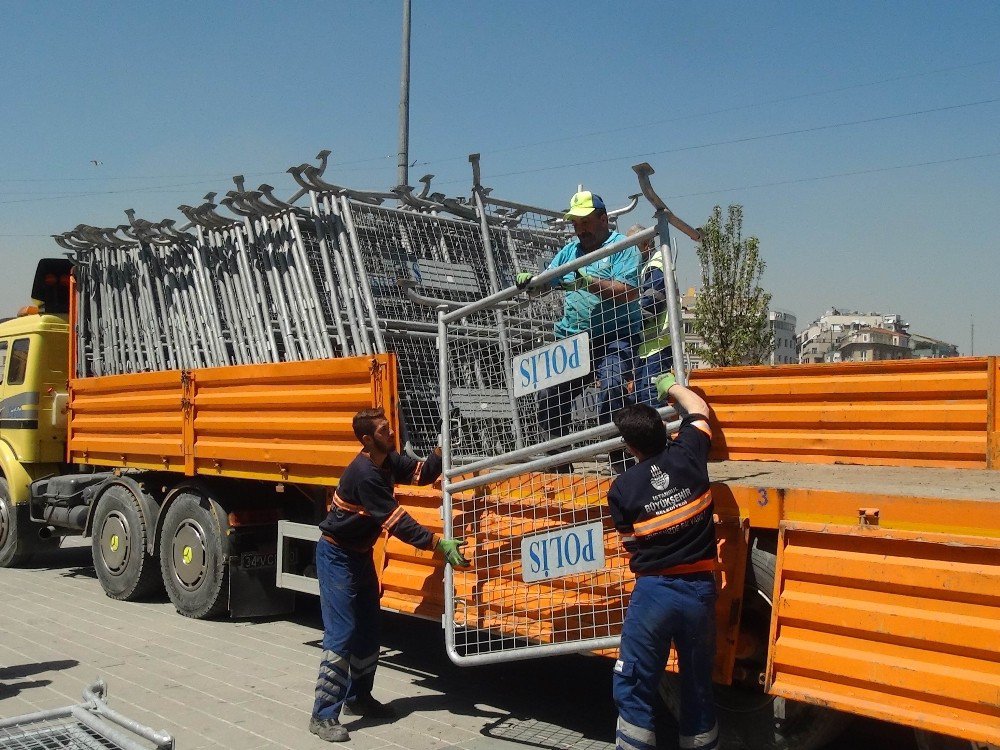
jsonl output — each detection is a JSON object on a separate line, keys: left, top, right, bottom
{"left": 31, "top": 258, "right": 73, "bottom": 314}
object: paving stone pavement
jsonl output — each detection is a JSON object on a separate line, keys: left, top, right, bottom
{"left": 0, "top": 540, "right": 920, "bottom": 750}
{"left": 0, "top": 539, "right": 619, "bottom": 750}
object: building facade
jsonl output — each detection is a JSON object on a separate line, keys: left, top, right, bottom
{"left": 796, "top": 308, "right": 958, "bottom": 363}
{"left": 769, "top": 310, "right": 798, "bottom": 365}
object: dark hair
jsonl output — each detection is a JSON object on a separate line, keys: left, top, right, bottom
{"left": 353, "top": 408, "right": 387, "bottom": 443}
{"left": 613, "top": 404, "right": 667, "bottom": 457}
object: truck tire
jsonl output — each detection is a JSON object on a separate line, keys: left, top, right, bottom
{"left": 914, "top": 729, "right": 998, "bottom": 750}
{"left": 0, "top": 478, "right": 53, "bottom": 567}
{"left": 159, "top": 490, "right": 230, "bottom": 619}
{"left": 91, "top": 485, "right": 162, "bottom": 601}
{"left": 658, "top": 538, "right": 850, "bottom": 750}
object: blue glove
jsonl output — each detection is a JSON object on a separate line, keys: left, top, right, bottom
{"left": 654, "top": 372, "right": 677, "bottom": 402}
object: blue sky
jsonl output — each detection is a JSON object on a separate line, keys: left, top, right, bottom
{"left": 1, "top": 1, "right": 997, "bottom": 353}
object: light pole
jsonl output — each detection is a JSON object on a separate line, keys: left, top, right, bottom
{"left": 397, "top": 0, "right": 411, "bottom": 187}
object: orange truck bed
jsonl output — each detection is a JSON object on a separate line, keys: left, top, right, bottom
{"left": 67, "top": 354, "right": 398, "bottom": 484}
{"left": 68, "top": 351, "right": 999, "bottom": 744}
{"left": 381, "top": 356, "right": 1000, "bottom": 745}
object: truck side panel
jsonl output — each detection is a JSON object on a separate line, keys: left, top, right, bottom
{"left": 766, "top": 522, "right": 1000, "bottom": 746}
{"left": 68, "top": 370, "right": 185, "bottom": 471}
{"left": 69, "top": 354, "right": 396, "bottom": 485}
{"left": 691, "top": 357, "right": 996, "bottom": 469}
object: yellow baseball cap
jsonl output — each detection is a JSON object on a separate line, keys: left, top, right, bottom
{"left": 564, "top": 191, "right": 606, "bottom": 220}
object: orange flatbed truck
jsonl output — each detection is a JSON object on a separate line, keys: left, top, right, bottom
{"left": 0, "top": 260, "right": 996, "bottom": 749}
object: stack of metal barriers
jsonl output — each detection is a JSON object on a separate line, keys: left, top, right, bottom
{"left": 54, "top": 151, "right": 641, "bottom": 458}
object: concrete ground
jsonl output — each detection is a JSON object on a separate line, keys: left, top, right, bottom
{"left": 0, "top": 539, "right": 618, "bottom": 750}
{"left": 1, "top": 539, "right": 916, "bottom": 750}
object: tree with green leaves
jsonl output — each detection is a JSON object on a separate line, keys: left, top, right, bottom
{"left": 692, "top": 204, "right": 773, "bottom": 367}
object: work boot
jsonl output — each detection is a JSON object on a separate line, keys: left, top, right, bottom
{"left": 341, "top": 694, "right": 397, "bottom": 719}
{"left": 308, "top": 716, "right": 349, "bottom": 742}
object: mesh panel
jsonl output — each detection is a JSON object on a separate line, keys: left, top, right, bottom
{"left": 441, "top": 227, "right": 679, "bottom": 661}
{"left": 0, "top": 722, "right": 119, "bottom": 750}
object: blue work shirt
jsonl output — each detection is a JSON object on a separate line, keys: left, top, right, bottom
{"left": 546, "top": 231, "right": 641, "bottom": 344}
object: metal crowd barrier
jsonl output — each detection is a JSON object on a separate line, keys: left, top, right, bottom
{"left": 0, "top": 680, "right": 174, "bottom": 750}
{"left": 56, "top": 150, "right": 640, "bottom": 459}
{"left": 438, "top": 164, "right": 701, "bottom": 664}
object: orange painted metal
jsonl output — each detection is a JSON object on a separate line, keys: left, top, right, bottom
{"left": 715, "top": 481, "right": 1000, "bottom": 538}
{"left": 68, "top": 370, "right": 187, "bottom": 472}
{"left": 690, "top": 357, "right": 992, "bottom": 468}
{"left": 767, "top": 522, "right": 1000, "bottom": 746}
{"left": 376, "top": 483, "right": 484, "bottom": 626}
{"left": 68, "top": 354, "right": 395, "bottom": 485}
{"left": 988, "top": 356, "right": 999, "bottom": 469}
{"left": 381, "top": 472, "right": 747, "bottom": 684}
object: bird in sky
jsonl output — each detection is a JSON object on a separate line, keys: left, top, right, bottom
{"left": 91, "top": 160, "right": 102, "bottom": 166}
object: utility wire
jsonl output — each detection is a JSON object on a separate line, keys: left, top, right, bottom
{"left": 436, "top": 96, "right": 1000, "bottom": 184}
{"left": 665, "top": 150, "right": 1000, "bottom": 199}
{"left": 415, "top": 57, "right": 1000, "bottom": 166}
{"left": 1, "top": 96, "right": 996, "bottom": 206}
{"left": 1, "top": 150, "right": 996, "bottom": 238}
{"left": 1, "top": 56, "right": 996, "bottom": 185}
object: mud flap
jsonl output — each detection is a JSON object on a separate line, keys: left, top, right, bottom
{"left": 228, "top": 544, "right": 295, "bottom": 618}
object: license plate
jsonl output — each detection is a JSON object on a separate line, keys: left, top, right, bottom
{"left": 240, "top": 551, "right": 277, "bottom": 570}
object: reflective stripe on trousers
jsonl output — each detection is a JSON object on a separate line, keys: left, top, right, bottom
{"left": 613, "top": 573, "right": 718, "bottom": 750}
{"left": 311, "top": 539, "right": 381, "bottom": 720}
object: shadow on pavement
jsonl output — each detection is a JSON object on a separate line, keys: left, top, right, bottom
{"left": 0, "top": 659, "right": 78, "bottom": 701}
{"left": 0, "top": 660, "right": 79, "bottom": 681}
{"left": 0, "top": 679, "right": 53, "bottom": 700}
{"left": 296, "top": 603, "right": 621, "bottom": 748}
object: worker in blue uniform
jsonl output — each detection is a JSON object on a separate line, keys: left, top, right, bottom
{"left": 607, "top": 375, "right": 719, "bottom": 750}
{"left": 309, "top": 407, "right": 470, "bottom": 743}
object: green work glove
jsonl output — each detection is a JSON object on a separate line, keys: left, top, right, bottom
{"left": 561, "top": 271, "right": 592, "bottom": 291}
{"left": 515, "top": 272, "right": 534, "bottom": 290}
{"left": 436, "top": 537, "right": 471, "bottom": 568}
{"left": 654, "top": 372, "right": 677, "bottom": 402}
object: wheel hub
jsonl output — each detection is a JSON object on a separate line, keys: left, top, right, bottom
{"left": 172, "top": 519, "right": 207, "bottom": 590}
{"left": 99, "top": 511, "right": 130, "bottom": 574}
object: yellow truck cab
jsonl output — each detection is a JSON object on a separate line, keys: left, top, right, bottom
{"left": 0, "top": 259, "right": 72, "bottom": 565}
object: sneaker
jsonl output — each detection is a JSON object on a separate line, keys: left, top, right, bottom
{"left": 341, "top": 694, "right": 397, "bottom": 719}
{"left": 308, "top": 716, "right": 349, "bottom": 742}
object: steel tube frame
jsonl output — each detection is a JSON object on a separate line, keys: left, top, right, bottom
{"left": 328, "top": 195, "right": 373, "bottom": 355}
{"left": 339, "top": 195, "right": 386, "bottom": 352}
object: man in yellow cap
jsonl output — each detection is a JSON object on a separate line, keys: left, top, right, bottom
{"left": 516, "top": 191, "right": 641, "bottom": 465}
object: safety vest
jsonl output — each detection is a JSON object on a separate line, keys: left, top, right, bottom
{"left": 637, "top": 253, "right": 672, "bottom": 359}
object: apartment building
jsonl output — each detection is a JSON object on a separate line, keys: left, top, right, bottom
{"left": 796, "top": 309, "right": 958, "bottom": 363}
{"left": 769, "top": 310, "right": 798, "bottom": 365}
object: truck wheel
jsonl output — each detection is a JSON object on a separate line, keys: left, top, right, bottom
{"left": 658, "top": 538, "right": 850, "bottom": 750}
{"left": 160, "top": 491, "right": 229, "bottom": 619}
{"left": 91, "top": 485, "right": 162, "bottom": 601}
{"left": 0, "top": 478, "right": 49, "bottom": 567}
{"left": 914, "top": 729, "right": 998, "bottom": 750}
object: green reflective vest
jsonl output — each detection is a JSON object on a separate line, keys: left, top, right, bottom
{"left": 637, "top": 253, "right": 672, "bottom": 359}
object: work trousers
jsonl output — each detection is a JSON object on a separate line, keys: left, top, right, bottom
{"left": 633, "top": 345, "right": 674, "bottom": 408}
{"left": 539, "top": 339, "right": 633, "bottom": 440}
{"left": 312, "top": 539, "right": 380, "bottom": 720}
{"left": 613, "top": 572, "right": 719, "bottom": 750}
